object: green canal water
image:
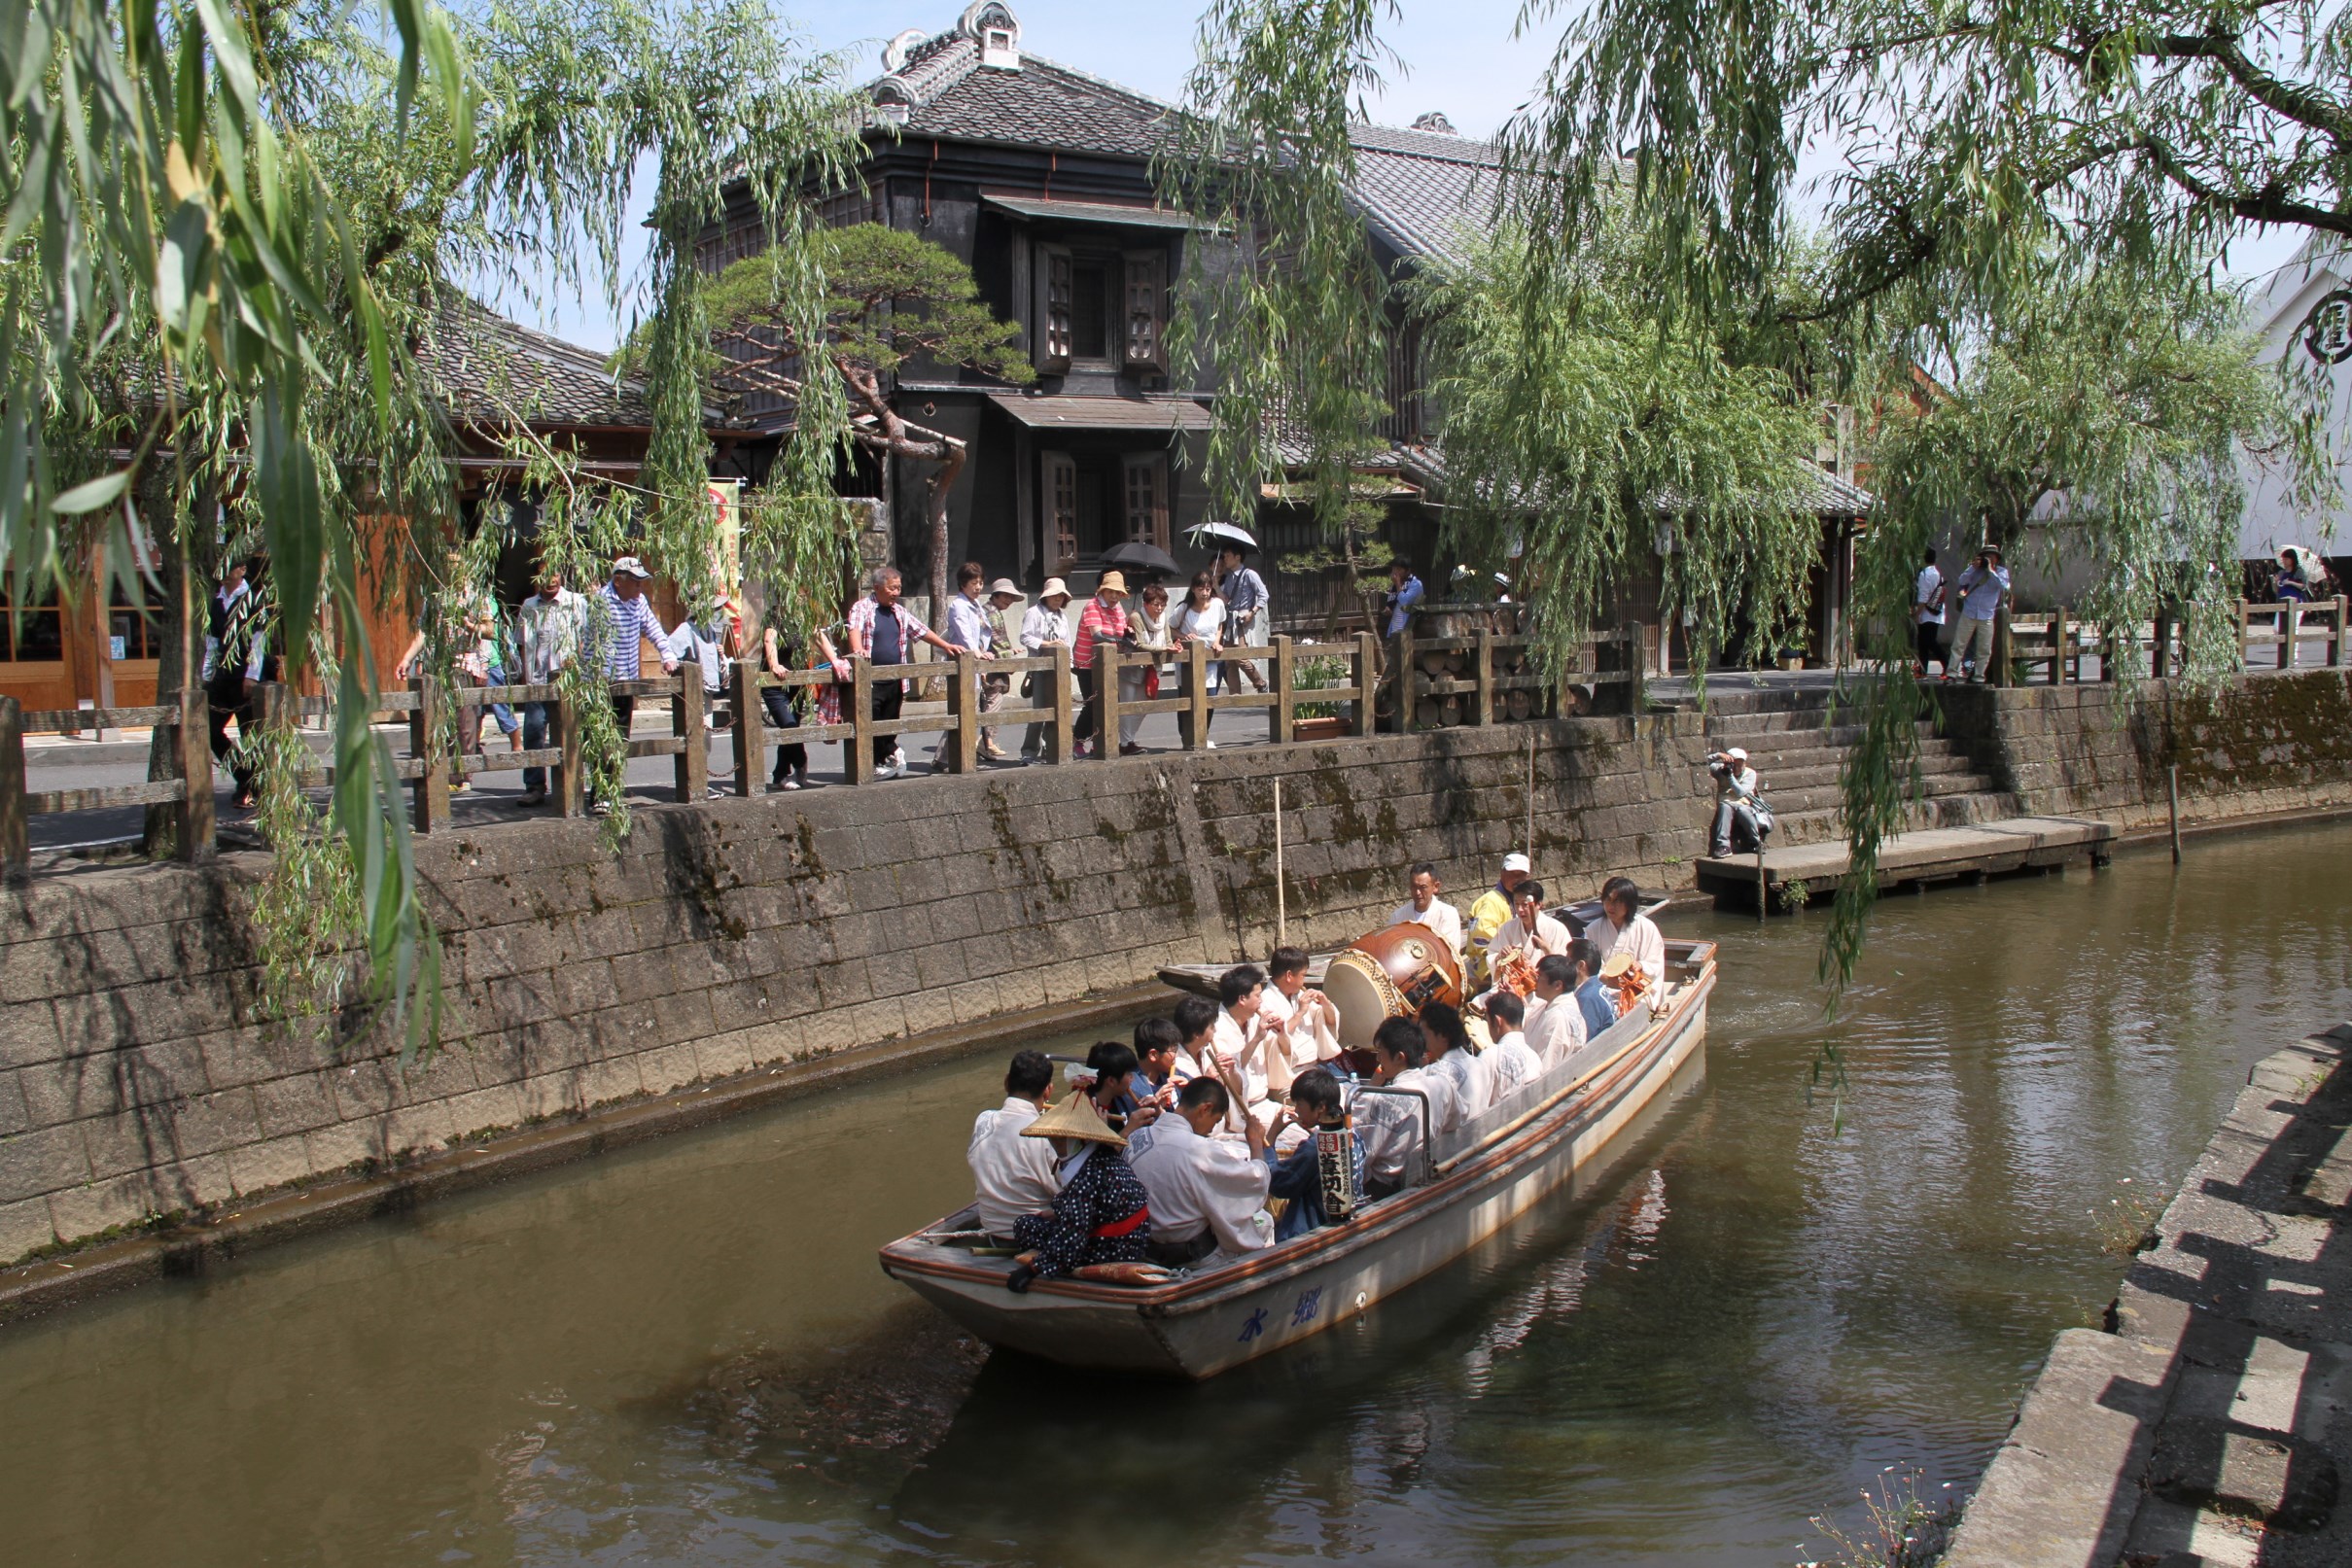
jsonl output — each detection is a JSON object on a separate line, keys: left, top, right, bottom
{"left": 5, "top": 823, "right": 2351, "bottom": 1566}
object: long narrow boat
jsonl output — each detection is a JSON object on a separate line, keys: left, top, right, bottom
{"left": 878, "top": 936, "right": 1716, "bottom": 1378}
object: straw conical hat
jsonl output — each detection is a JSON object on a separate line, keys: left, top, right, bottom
{"left": 1021, "top": 1093, "right": 1128, "bottom": 1149}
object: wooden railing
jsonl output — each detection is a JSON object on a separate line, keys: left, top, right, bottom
{"left": 1984, "top": 598, "right": 2350, "bottom": 684}
{"left": 0, "top": 616, "right": 1821, "bottom": 876}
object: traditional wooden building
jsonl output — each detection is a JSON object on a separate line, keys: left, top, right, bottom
{"left": 704, "top": 2, "right": 1222, "bottom": 602}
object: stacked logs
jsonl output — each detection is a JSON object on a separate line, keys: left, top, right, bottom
{"left": 1409, "top": 603, "right": 1541, "bottom": 727}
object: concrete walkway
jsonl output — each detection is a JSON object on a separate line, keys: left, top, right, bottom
{"left": 1692, "top": 815, "right": 2117, "bottom": 905}
{"left": 1945, "top": 1023, "right": 2352, "bottom": 1568}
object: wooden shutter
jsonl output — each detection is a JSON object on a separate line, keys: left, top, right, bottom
{"left": 1123, "top": 452, "right": 1168, "bottom": 549}
{"left": 1034, "top": 244, "right": 1073, "bottom": 374}
{"left": 1122, "top": 249, "right": 1166, "bottom": 370}
{"left": 1044, "top": 450, "right": 1079, "bottom": 570}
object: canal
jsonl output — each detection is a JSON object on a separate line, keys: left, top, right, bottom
{"left": 4, "top": 823, "right": 2350, "bottom": 1566}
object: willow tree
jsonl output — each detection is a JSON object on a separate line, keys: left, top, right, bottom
{"left": 698, "top": 223, "right": 1031, "bottom": 613}
{"left": 3, "top": 0, "right": 863, "bottom": 1041}
{"left": 1422, "top": 224, "right": 1825, "bottom": 675}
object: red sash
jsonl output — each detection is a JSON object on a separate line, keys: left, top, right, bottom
{"left": 1092, "top": 1205, "right": 1149, "bottom": 1239}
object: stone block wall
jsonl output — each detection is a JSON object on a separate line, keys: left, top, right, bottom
{"left": 1941, "top": 669, "right": 2352, "bottom": 828}
{"left": 0, "top": 712, "right": 1724, "bottom": 1266}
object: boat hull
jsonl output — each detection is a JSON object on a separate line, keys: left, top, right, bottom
{"left": 882, "top": 964, "right": 1712, "bottom": 1378}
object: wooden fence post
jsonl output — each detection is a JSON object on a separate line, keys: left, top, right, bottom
{"left": 848, "top": 656, "right": 876, "bottom": 784}
{"left": 1272, "top": 634, "right": 1295, "bottom": 745}
{"left": 2153, "top": 610, "right": 2174, "bottom": 679}
{"left": 1395, "top": 622, "right": 1417, "bottom": 733}
{"left": 2233, "top": 598, "right": 2249, "bottom": 669}
{"left": 176, "top": 680, "right": 216, "bottom": 861}
{"left": 673, "top": 669, "right": 707, "bottom": 801}
{"left": 553, "top": 689, "right": 584, "bottom": 818}
{"left": 945, "top": 650, "right": 979, "bottom": 774}
{"left": 1097, "top": 648, "right": 1122, "bottom": 756}
{"left": 1183, "top": 638, "right": 1210, "bottom": 750}
{"left": 1622, "top": 621, "right": 1647, "bottom": 713}
{"left": 1048, "top": 643, "right": 1075, "bottom": 764}
{"left": 731, "top": 658, "right": 762, "bottom": 797}
{"left": 1352, "top": 631, "right": 1377, "bottom": 738}
{"left": 1474, "top": 628, "right": 1495, "bottom": 725}
{"left": 409, "top": 675, "right": 447, "bottom": 833}
{"left": 2053, "top": 607, "right": 2069, "bottom": 685}
{"left": 0, "top": 696, "right": 25, "bottom": 880}
{"left": 1991, "top": 606, "right": 2014, "bottom": 687}
{"left": 2334, "top": 596, "right": 2348, "bottom": 667}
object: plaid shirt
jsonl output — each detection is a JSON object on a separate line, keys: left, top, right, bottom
{"left": 1073, "top": 596, "right": 1129, "bottom": 671}
{"left": 846, "top": 595, "right": 930, "bottom": 662}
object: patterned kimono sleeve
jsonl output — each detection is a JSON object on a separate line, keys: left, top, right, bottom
{"left": 1012, "top": 1172, "right": 1100, "bottom": 1279}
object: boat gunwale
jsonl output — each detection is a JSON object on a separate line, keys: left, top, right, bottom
{"left": 878, "top": 960, "right": 1714, "bottom": 1313}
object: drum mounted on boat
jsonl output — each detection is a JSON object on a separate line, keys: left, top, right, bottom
{"left": 1323, "top": 923, "right": 1464, "bottom": 1048}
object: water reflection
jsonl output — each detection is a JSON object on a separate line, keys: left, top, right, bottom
{"left": 2, "top": 825, "right": 2350, "bottom": 1566}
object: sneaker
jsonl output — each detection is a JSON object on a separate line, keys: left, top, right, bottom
{"left": 780, "top": 777, "right": 802, "bottom": 790}
{"left": 511, "top": 790, "right": 546, "bottom": 809}
{"left": 888, "top": 748, "right": 907, "bottom": 772}
{"left": 1204, "top": 739, "right": 1217, "bottom": 749}
{"left": 1119, "top": 742, "right": 1144, "bottom": 756}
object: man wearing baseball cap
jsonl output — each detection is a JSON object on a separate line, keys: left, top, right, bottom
{"left": 1466, "top": 851, "right": 1533, "bottom": 988}
{"left": 595, "top": 556, "right": 679, "bottom": 809}
{"left": 1708, "top": 746, "right": 1768, "bottom": 857}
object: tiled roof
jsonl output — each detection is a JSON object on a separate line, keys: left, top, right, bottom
{"left": 866, "top": 28, "right": 1173, "bottom": 159}
{"left": 419, "top": 298, "right": 656, "bottom": 429}
{"left": 1345, "top": 122, "right": 1502, "bottom": 269}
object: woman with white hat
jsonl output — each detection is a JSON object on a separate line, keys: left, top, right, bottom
{"left": 1004, "top": 1094, "right": 1152, "bottom": 1292}
{"left": 1018, "top": 578, "right": 1072, "bottom": 761}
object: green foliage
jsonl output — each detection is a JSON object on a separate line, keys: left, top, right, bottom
{"left": 249, "top": 721, "right": 369, "bottom": 1044}
{"left": 1160, "top": 0, "right": 1399, "bottom": 533}
{"left": 1420, "top": 225, "right": 1824, "bottom": 677}
{"left": 1822, "top": 266, "right": 2328, "bottom": 997}
{"left": 1504, "top": 0, "right": 2352, "bottom": 332}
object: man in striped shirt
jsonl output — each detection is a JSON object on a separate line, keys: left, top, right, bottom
{"left": 595, "top": 557, "right": 678, "bottom": 808}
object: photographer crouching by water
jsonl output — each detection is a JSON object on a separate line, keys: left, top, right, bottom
{"left": 1707, "top": 747, "right": 1772, "bottom": 858}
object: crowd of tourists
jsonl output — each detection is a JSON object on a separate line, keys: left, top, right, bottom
{"left": 965, "top": 866, "right": 1667, "bottom": 1290}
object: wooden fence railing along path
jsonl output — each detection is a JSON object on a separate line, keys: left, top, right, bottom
{"left": 0, "top": 624, "right": 1640, "bottom": 879}
{"left": 1983, "top": 597, "right": 2348, "bottom": 684}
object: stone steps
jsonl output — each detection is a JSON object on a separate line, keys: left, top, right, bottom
{"left": 1765, "top": 789, "right": 2019, "bottom": 848}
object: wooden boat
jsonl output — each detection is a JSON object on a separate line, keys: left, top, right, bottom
{"left": 1152, "top": 896, "right": 1665, "bottom": 999}
{"left": 877, "top": 937, "right": 1716, "bottom": 1378}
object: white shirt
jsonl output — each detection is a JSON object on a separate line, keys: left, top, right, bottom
{"left": 1592, "top": 911, "right": 1667, "bottom": 988}
{"left": 1435, "top": 1047, "right": 1492, "bottom": 1126}
{"left": 1487, "top": 911, "right": 1572, "bottom": 960}
{"left": 1486, "top": 1031, "right": 1543, "bottom": 1100}
{"left": 1914, "top": 565, "right": 1945, "bottom": 625}
{"left": 1020, "top": 602, "right": 1068, "bottom": 652}
{"left": 1124, "top": 1115, "right": 1275, "bottom": 1254}
{"left": 1354, "top": 1075, "right": 1437, "bottom": 1183}
{"left": 1386, "top": 898, "right": 1466, "bottom": 963}
{"left": 966, "top": 1097, "right": 1059, "bottom": 1236}
{"left": 1211, "top": 1009, "right": 1264, "bottom": 1127}
{"left": 1527, "top": 990, "right": 1587, "bottom": 1068}
{"left": 1173, "top": 598, "right": 1226, "bottom": 645}
{"left": 1257, "top": 984, "right": 1339, "bottom": 1079}
{"left": 1393, "top": 1062, "right": 1461, "bottom": 1137}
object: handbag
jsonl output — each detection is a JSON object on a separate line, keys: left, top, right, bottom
{"left": 1144, "top": 666, "right": 1161, "bottom": 699}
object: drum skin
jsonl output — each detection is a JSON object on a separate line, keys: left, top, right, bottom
{"left": 1324, "top": 923, "right": 1464, "bottom": 1047}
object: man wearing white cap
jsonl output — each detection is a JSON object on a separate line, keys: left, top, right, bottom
{"left": 1707, "top": 746, "right": 1768, "bottom": 857}
{"left": 1018, "top": 577, "right": 1072, "bottom": 761}
{"left": 1466, "top": 852, "right": 1532, "bottom": 988}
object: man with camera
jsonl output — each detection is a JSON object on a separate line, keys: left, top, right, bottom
{"left": 1707, "top": 746, "right": 1771, "bottom": 857}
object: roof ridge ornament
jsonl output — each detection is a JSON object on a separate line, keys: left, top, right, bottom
{"left": 960, "top": 1, "right": 1021, "bottom": 69}
{"left": 1410, "top": 111, "right": 1457, "bottom": 134}
{"left": 881, "top": 28, "right": 928, "bottom": 74}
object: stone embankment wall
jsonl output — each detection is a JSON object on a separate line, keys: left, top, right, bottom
{"left": 1941, "top": 667, "right": 2352, "bottom": 829}
{"left": 4, "top": 670, "right": 2348, "bottom": 1268}
{"left": 0, "top": 713, "right": 1727, "bottom": 1266}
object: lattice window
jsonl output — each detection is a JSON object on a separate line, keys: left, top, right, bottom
{"left": 1123, "top": 452, "right": 1168, "bottom": 549}
{"left": 1123, "top": 249, "right": 1166, "bottom": 371}
{"left": 1035, "top": 245, "right": 1073, "bottom": 373}
{"left": 1044, "top": 450, "right": 1079, "bottom": 570}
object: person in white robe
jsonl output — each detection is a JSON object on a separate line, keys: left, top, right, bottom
{"left": 1590, "top": 875, "right": 1667, "bottom": 988}
{"left": 1484, "top": 879, "right": 1573, "bottom": 968}
{"left": 1525, "top": 954, "right": 1588, "bottom": 1068}
{"left": 1385, "top": 862, "right": 1466, "bottom": 965}
{"left": 1211, "top": 963, "right": 1286, "bottom": 1134}
{"left": 1481, "top": 992, "right": 1544, "bottom": 1100}
{"left": 967, "top": 1052, "right": 1061, "bottom": 1238}
{"left": 1258, "top": 947, "right": 1341, "bottom": 1119}
{"left": 1165, "top": 995, "right": 1220, "bottom": 1103}
{"left": 1421, "top": 1001, "right": 1491, "bottom": 1128}
{"left": 1125, "top": 1076, "right": 1275, "bottom": 1263}
{"left": 1356, "top": 1017, "right": 1450, "bottom": 1193}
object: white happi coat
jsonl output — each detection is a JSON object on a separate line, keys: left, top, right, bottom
{"left": 1526, "top": 990, "right": 1587, "bottom": 1068}
{"left": 1124, "top": 1114, "right": 1275, "bottom": 1255}
{"left": 1591, "top": 910, "right": 1667, "bottom": 987}
{"left": 1385, "top": 897, "right": 1466, "bottom": 964}
{"left": 966, "top": 1097, "right": 1059, "bottom": 1236}
{"left": 1485, "top": 1030, "right": 1543, "bottom": 1101}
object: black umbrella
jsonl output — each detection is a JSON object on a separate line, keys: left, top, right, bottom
{"left": 1099, "top": 540, "right": 1180, "bottom": 578}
